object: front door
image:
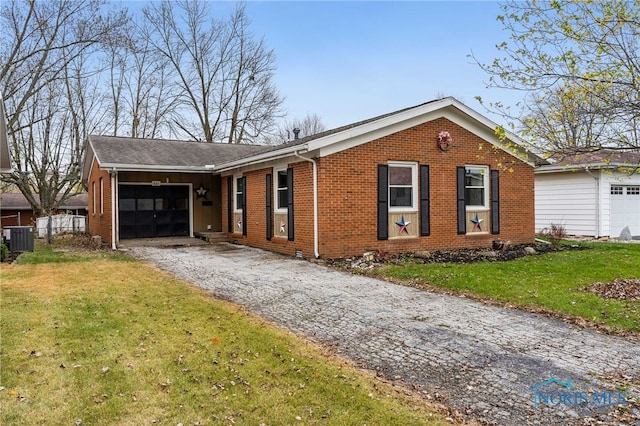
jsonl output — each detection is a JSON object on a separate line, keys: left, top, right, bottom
{"left": 119, "top": 185, "right": 190, "bottom": 239}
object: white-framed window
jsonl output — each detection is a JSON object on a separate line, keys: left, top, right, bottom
{"left": 465, "top": 165, "right": 489, "bottom": 210}
{"left": 275, "top": 168, "right": 288, "bottom": 212}
{"left": 388, "top": 162, "right": 418, "bottom": 211}
{"left": 99, "top": 177, "right": 104, "bottom": 215}
{"left": 627, "top": 186, "right": 640, "bottom": 195}
{"left": 234, "top": 175, "right": 244, "bottom": 212}
{"left": 92, "top": 181, "right": 96, "bottom": 215}
{"left": 611, "top": 185, "right": 624, "bottom": 195}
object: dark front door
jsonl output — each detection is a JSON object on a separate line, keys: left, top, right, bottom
{"left": 119, "top": 185, "right": 190, "bottom": 239}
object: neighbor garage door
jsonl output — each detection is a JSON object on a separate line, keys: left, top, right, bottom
{"left": 610, "top": 185, "right": 640, "bottom": 237}
{"left": 119, "top": 184, "right": 190, "bottom": 239}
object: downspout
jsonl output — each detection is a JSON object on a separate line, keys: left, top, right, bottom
{"left": 110, "top": 169, "right": 117, "bottom": 249}
{"left": 585, "top": 166, "right": 600, "bottom": 238}
{"left": 293, "top": 150, "right": 319, "bottom": 258}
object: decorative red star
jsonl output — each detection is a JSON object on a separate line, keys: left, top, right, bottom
{"left": 471, "top": 213, "right": 483, "bottom": 231}
{"left": 395, "top": 215, "right": 411, "bottom": 234}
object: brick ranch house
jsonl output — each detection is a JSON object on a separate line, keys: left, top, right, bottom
{"left": 82, "top": 97, "right": 545, "bottom": 258}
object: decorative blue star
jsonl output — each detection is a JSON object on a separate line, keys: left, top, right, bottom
{"left": 395, "top": 214, "right": 411, "bottom": 234}
{"left": 471, "top": 213, "right": 483, "bottom": 231}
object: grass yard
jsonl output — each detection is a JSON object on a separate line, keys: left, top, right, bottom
{"left": 0, "top": 244, "right": 450, "bottom": 426}
{"left": 376, "top": 242, "right": 640, "bottom": 335}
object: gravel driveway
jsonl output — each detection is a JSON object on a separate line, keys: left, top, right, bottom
{"left": 128, "top": 242, "right": 640, "bottom": 425}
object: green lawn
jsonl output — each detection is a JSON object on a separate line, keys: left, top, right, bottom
{"left": 0, "top": 244, "right": 449, "bottom": 426}
{"left": 376, "top": 242, "right": 640, "bottom": 335}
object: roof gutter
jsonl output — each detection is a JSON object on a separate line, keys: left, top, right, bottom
{"left": 535, "top": 163, "right": 623, "bottom": 174}
{"left": 216, "top": 145, "right": 311, "bottom": 173}
{"left": 99, "top": 164, "right": 216, "bottom": 173}
{"left": 293, "top": 150, "right": 319, "bottom": 259}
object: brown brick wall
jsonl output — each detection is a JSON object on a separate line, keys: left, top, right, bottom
{"left": 222, "top": 162, "right": 316, "bottom": 258}
{"left": 222, "top": 117, "right": 535, "bottom": 259}
{"left": 87, "top": 159, "right": 114, "bottom": 246}
{"left": 315, "top": 117, "right": 535, "bottom": 258}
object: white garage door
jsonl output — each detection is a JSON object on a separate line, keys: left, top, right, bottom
{"left": 610, "top": 185, "right": 640, "bottom": 237}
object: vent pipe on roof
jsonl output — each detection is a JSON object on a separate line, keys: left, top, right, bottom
{"left": 293, "top": 128, "right": 300, "bottom": 140}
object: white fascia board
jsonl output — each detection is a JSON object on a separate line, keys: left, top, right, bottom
{"left": 535, "top": 163, "right": 634, "bottom": 174}
{"left": 99, "top": 163, "right": 215, "bottom": 173}
{"left": 215, "top": 100, "right": 458, "bottom": 170}
{"left": 216, "top": 97, "right": 540, "bottom": 169}
{"left": 81, "top": 141, "right": 96, "bottom": 183}
{"left": 215, "top": 149, "right": 308, "bottom": 172}
{"left": 316, "top": 99, "right": 539, "bottom": 166}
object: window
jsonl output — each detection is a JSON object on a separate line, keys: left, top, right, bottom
{"left": 92, "top": 181, "right": 96, "bottom": 215}
{"left": 388, "top": 162, "right": 417, "bottom": 210}
{"left": 276, "top": 169, "right": 288, "bottom": 211}
{"left": 234, "top": 176, "right": 244, "bottom": 211}
{"left": 99, "top": 177, "right": 104, "bottom": 215}
{"left": 611, "top": 186, "right": 623, "bottom": 195}
{"left": 627, "top": 186, "right": 640, "bottom": 195}
{"left": 465, "top": 166, "right": 488, "bottom": 208}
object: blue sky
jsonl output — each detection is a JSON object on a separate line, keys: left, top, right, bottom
{"left": 130, "top": 1, "right": 518, "bottom": 130}
{"left": 241, "top": 1, "right": 515, "bottom": 129}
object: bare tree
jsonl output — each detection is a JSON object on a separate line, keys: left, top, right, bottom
{"left": 266, "top": 113, "right": 327, "bottom": 144}
{"left": 143, "top": 0, "right": 283, "bottom": 143}
{"left": 473, "top": 0, "right": 640, "bottom": 151}
{"left": 104, "top": 20, "right": 181, "bottom": 139}
{"left": 521, "top": 83, "right": 620, "bottom": 153}
{"left": 1, "top": 0, "right": 128, "bottom": 215}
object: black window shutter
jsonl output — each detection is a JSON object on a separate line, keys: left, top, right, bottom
{"left": 491, "top": 169, "right": 500, "bottom": 234}
{"left": 266, "top": 173, "right": 272, "bottom": 240}
{"left": 377, "top": 164, "right": 389, "bottom": 240}
{"left": 287, "top": 168, "right": 294, "bottom": 241}
{"left": 227, "top": 176, "right": 233, "bottom": 233}
{"left": 241, "top": 176, "right": 247, "bottom": 236}
{"left": 420, "top": 165, "right": 430, "bottom": 236}
{"left": 456, "top": 166, "right": 466, "bottom": 234}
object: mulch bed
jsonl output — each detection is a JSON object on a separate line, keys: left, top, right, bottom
{"left": 326, "top": 242, "right": 579, "bottom": 271}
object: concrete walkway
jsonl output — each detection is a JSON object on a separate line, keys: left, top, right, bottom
{"left": 128, "top": 243, "right": 640, "bottom": 425}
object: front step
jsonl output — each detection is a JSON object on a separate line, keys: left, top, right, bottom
{"left": 194, "top": 231, "right": 228, "bottom": 242}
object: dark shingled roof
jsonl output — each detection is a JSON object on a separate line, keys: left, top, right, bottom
{"left": 548, "top": 149, "right": 640, "bottom": 167}
{"left": 243, "top": 100, "right": 440, "bottom": 157}
{"left": 88, "top": 135, "right": 266, "bottom": 169}
{"left": 0, "top": 193, "right": 88, "bottom": 210}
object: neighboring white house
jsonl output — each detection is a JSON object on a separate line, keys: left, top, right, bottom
{"left": 535, "top": 150, "right": 640, "bottom": 238}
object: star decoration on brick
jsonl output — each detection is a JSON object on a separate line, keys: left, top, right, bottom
{"left": 195, "top": 184, "right": 209, "bottom": 198}
{"left": 395, "top": 214, "right": 410, "bottom": 234}
{"left": 471, "top": 213, "right": 483, "bottom": 231}
{"left": 279, "top": 221, "right": 286, "bottom": 233}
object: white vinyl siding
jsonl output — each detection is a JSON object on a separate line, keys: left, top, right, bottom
{"left": 535, "top": 172, "right": 597, "bottom": 236}
{"left": 535, "top": 169, "right": 640, "bottom": 237}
